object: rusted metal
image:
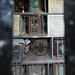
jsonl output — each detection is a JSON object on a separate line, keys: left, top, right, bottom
{"left": 40, "top": 16, "right": 42, "bottom": 34}
{"left": 53, "top": 64, "right": 54, "bottom": 75}
{"left": 61, "top": 38, "right": 64, "bottom": 57}
{"left": 33, "top": 16, "right": 35, "bottom": 34}
{"left": 14, "top": 13, "right": 64, "bottom": 16}
{"left": 15, "top": 62, "right": 17, "bottom": 75}
{"left": 19, "top": 15, "right": 47, "bottom": 36}
{"left": 57, "top": 38, "right": 59, "bottom": 58}
{"left": 37, "top": 16, "right": 39, "bottom": 33}
{"left": 57, "top": 63, "right": 60, "bottom": 75}
{"left": 41, "top": 64, "right": 43, "bottom": 75}
{"left": 12, "top": 44, "right": 21, "bottom": 62}
{"left": 44, "top": 0, "right": 46, "bottom": 12}
{"left": 31, "top": 16, "right": 32, "bottom": 34}
{"left": 24, "top": 16, "right": 26, "bottom": 34}
{"left": 29, "top": 16, "right": 30, "bottom": 34}
{"left": 12, "top": 37, "right": 65, "bottom": 75}
{"left": 31, "top": 39, "right": 48, "bottom": 56}
{"left": 48, "top": 63, "right": 50, "bottom": 75}
{"left": 20, "top": 64, "right": 22, "bottom": 75}
{"left": 42, "top": 16, "right": 44, "bottom": 34}
{"left": 12, "top": 63, "right": 65, "bottom": 75}
{"left": 53, "top": 38, "right": 64, "bottom": 59}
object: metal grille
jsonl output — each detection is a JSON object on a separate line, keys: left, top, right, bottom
{"left": 12, "top": 38, "right": 65, "bottom": 75}
{"left": 13, "top": 38, "right": 50, "bottom": 62}
{"left": 20, "top": 15, "right": 47, "bottom": 36}
{"left": 53, "top": 38, "right": 64, "bottom": 59}
{"left": 12, "top": 63, "right": 65, "bottom": 75}
{"left": 12, "top": 44, "right": 22, "bottom": 62}
{"left": 31, "top": 39, "right": 49, "bottom": 56}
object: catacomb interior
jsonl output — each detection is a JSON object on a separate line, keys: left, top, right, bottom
{"left": 13, "top": 0, "right": 65, "bottom": 75}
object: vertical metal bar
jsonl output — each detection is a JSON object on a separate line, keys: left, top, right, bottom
{"left": 21, "top": 44, "right": 23, "bottom": 62}
{"left": 44, "top": 0, "right": 46, "bottom": 12}
{"left": 36, "top": 17, "right": 38, "bottom": 34}
{"left": 57, "top": 38, "right": 59, "bottom": 58}
{"left": 31, "top": 64, "right": 33, "bottom": 75}
{"left": 15, "top": 62, "right": 17, "bottom": 75}
{"left": 20, "top": 64, "right": 22, "bottom": 75}
{"left": 26, "top": 65, "right": 29, "bottom": 75}
{"left": 58, "top": 64, "right": 59, "bottom": 75}
{"left": 29, "top": 16, "right": 30, "bottom": 34}
{"left": 42, "top": 16, "right": 44, "bottom": 35}
{"left": 56, "top": 64, "right": 58, "bottom": 75}
{"left": 37, "top": 16, "right": 39, "bottom": 34}
{"left": 39, "top": 16, "right": 41, "bottom": 34}
{"left": 41, "top": 64, "right": 43, "bottom": 75}
{"left": 37, "top": 64, "right": 38, "bottom": 75}
{"left": 52, "top": 37, "right": 54, "bottom": 59}
{"left": 28, "top": 65, "right": 31, "bottom": 75}
{"left": 61, "top": 38, "right": 64, "bottom": 57}
{"left": 25, "top": 65, "right": 26, "bottom": 75}
{"left": 38, "top": 16, "right": 41, "bottom": 34}
{"left": 53, "top": 64, "right": 55, "bottom": 75}
{"left": 40, "top": 16, "right": 42, "bottom": 34}
{"left": 30, "top": 16, "right": 31, "bottom": 34}
{"left": 15, "top": 66, "right": 16, "bottom": 75}
{"left": 31, "top": 16, "right": 32, "bottom": 34}
{"left": 35, "top": 16, "right": 37, "bottom": 34}
{"left": 48, "top": 63, "right": 50, "bottom": 75}
{"left": 24, "top": 16, "right": 26, "bottom": 34}
{"left": 33, "top": 16, "right": 35, "bottom": 34}
{"left": 26, "top": 65, "right": 27, "bottom": 75}
{"left": 63, "top": 64, "right": 65, "bottom": 75}
{"left": 63, "top": 64, "right": 64, "bottom": 75}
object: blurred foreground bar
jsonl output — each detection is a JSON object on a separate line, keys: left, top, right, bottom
{"left": 0, "top": 0, "right": 13, "bottom": 75}
{"left": 64, "top": 0, "right": 75, "bottom": 75}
